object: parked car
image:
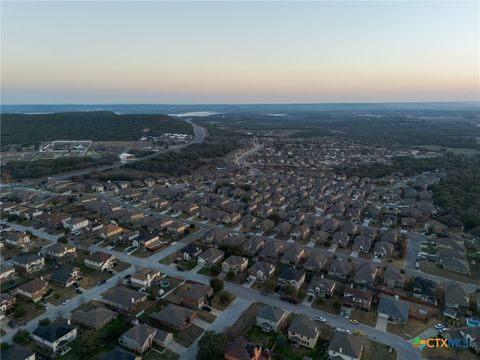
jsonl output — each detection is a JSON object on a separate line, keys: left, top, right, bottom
{"left": 75, "top": 288, "right": 83, "bottom": 294}
{"left": 315, "top": 316, "right": 326, "bottom": 323}
{"left": 434, "top": 324, "right": 446, "bottom": 330}
{"left": 62, "top": 299, "right": 71, "bottom": 305}
{"left": 201, "top": 305, "right": 212, "bottom": 312}
{"left": 8, "top": 320, "right": 17, "bottom": 328}
{"left": 97, "top": 279, "right": 107, "bottom": 286}
{"left": 350, "top": 319, "right": 359, "bottom": 324}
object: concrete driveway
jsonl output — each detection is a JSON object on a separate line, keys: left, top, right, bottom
{"left": 375, "top": 316, "right": 388, "bottom": 331}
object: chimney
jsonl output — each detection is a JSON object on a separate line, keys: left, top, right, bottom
{"left": 67, "top": 319, "right": 71, "bottom": 325}
{"left": 339, "top": 347, "right": 343, "bottom": 353}
{"left": 131, "top": 297, "right": 135, "bottom": 303}
{"left": 321, "top": 274, "right": 324, "bottom": 279}
{"left": 395, "top": 295, "right": 399, "bottom": 301}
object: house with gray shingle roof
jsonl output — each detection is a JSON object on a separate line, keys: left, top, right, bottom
{"left": 353, "top": 263, "right": 378, "bottom": 286}
{"left": 383, "top": 267, "right": 405, "bottom": 289}
{"left": 119, "top": 323, "right": 157, "bottom": 354}
{"left": 71, "top": 307, "right": 117, "bottom": 330}
{"left": 287, "top": 314, "right": 319, "bottom": 349}
{"left": 328, "top": 331, "right": 364, "bottom": 360}
{"left": 445, "top": 282, "right": 469, "bottom": 311}
{"left": 378, "top": 295, "right": 409, "bottom": 324}
{"left": 256, "top": 305, "right": 287, "bottom": 332}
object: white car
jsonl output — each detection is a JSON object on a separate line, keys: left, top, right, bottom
{"left": 434, "top": 324, "right": 446, "bottom": 330}
{"left": 315, "top": 316, "right": 326, "bottom": 323}
{"left": 62, "top": 299, "right": 71, "bottom": 305}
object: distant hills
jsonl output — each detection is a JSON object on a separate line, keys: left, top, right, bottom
{"left": 0, "top": 111, "right": 193, "bottom": 145}
{"left": 1, "top": 102, "right": 479, "bottom": 115}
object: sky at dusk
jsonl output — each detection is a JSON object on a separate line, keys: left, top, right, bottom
{"left": 1, "top": 1, "right": 479, "bottom": 104}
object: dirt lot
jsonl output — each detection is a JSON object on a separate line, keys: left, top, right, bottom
{"left": 78, "top": 270, "right": 111, "bottom": 289}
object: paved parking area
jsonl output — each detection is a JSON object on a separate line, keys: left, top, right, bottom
{"left": 375, "top": 316, "right": 388, "bottom": 331}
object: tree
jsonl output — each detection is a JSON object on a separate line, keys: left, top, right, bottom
{"left": 226, "top": 270, "right": 235, "bottom": 280}
{"left": 13, "top": 330, "right": 30, "bottom": 345}
{"left": 39, "top": 318, "right": 51, "bottom": 326}
{"left": 219, "top": 290, "right": 233, "bottom": 305}
{"left": 210, "top": 278, "right": 224, "bottom": 294}
{"left": 57, "top": 236, "right": 68, "bottom": 244}
{"left": 0, "top": 343, "right": 10, "bottom": 350}
{"left": 210, "top": 265, "right": 221, "bottom": 277}
{"left": 72, "top": 330, "right": 101, "bottom": 356}
{"left": 14, "top": 306, "right": 26, "bottom": 319}
{"left": 197, "top": 331, "right": 228, "bottom": 360}
{"left": 333, "top": 300, "right": 341, "bottom": 310}
{"left": 263, "top": 279, "right": 276, "bottom": 293}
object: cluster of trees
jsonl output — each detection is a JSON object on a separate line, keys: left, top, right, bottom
{"left": 1, "top": 155, "right": 116, "bottom": 181}
{"left": 430, "top": 155, "right": 480, "bottom": 234}
{"left": 127, "top": 140, "right": 239, "bottom": 175}
{"left": 0, "top": 111, "right": 193, "bottom": 145}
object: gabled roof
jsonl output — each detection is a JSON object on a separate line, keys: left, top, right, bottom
{"left": 278, "top": 267, "right": 305, "bottom": 282}
{"left": 33, "top": 319, "right": 75, "bottom": 342}
{"left": 288, "top": 314, "right": 319, "bottom": 338}
{"left": 329, "top": 331, "right": 364, "bottom": 359}
{"left": 121, "top": 323, "right": 157, "bottom": 346}
{"left": 1, "top": 344, "right": 35, "bottom": 360}
{"left": 257, "top": 305, "right": 286, "bottom": 323}
{"left": 445, "top": 282, "right": 469, "bottom": 307}
{"left": 71, "top": 307, "right": 117, "bottom": 328}
{"left": 378, "top": 296, "right": 409, "bottom": 322}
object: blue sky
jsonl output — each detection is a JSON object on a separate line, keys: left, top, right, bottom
{"left": 2, "top": 1, "right": 479, "bottom": 104}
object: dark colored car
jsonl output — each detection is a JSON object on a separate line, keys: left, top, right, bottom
{"left": 201, "top": 305, "right": 212, "bottom": 312}
{"left": 8, "top": 320, "right": 17, "bottom": 328}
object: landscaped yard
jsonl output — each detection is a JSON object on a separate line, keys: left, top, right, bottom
{"left": 420, "top": 261, "right": 479, "bottom": 283}
{"left": 78, "top": 270, "right": 111, "bottom": 289}
{"left": 350, "top": 308, "right": 378, "bottom": 327}
{"left": 311, "top": 295, "right": 342, "bottom": 315}
{"left": 12, "top": 298, "right": 45, "bottom": 325}
{"left": 48, "top": 284, "right": 77, "bottom": 306}
{"left": 227, "top": 302, "right": 263, "bottom": 338}
{"left": 211, "top": 291, "right": 236, "bottom": 311}
{"left": 114, "top": 260, "right": 131, "bottom": 272}
{"left": 176, "top": 259, "right": 197, "bottom": 271}
{"left": 387, "top": 317, "right": 438, "bottom": 339}
{"left": 173, "top": 324, "right": 204, "bottom": 347}
{"left": 132, "top": 249, "right": 153, "bottom": 258}
{"left": 159, "top": 253, "right": 177, "bottom": 265}
{"left": 361, "top": 339, "right": 397, "bottom": 360}
{"left": 144, "top": 348, "right": 179, "bottom": 360}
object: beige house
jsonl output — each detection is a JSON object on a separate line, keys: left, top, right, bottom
{"left": 287, "top": 314, "right": 320, "bottom": 349}
{"left": 222, "top": 255, "right": 248, "bottom": 274}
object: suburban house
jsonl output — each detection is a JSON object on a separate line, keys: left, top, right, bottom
{"left": 32, "top": 319, "right": 77, "bottom": 354}
{"left": 248, "top": 261, "right": 275, "bottom": 282}
{"left": 353, "top": 263, "right": 378, "bottom": 286}
{"left": 222, "top": 255, "right": 248, "bottom": 274}
{"left": 374, "top": 242, "right": 394, "bottom": 258}
{"left": 100, "top": 224, "right": 124, "bottom": 239}
{"left": 0, "top": 344, "right": 36, "bottom": 360}
{"left": 302, "top": 253, "right": 328, "bottom": 272}
{"left": 383, "top": 267, "right": 405, "bottom": 289}
{"left": 130, "top": 268, "right": 161, "bottom": 288}
{"left": 70, "top": 307, "right": 117, "bottom": 330}
{"left": 328, "top": 260, "right": 352, "bottom": 279}
{"left": 102, "top": 286, "right": 147, "bottom": 312}
{"left": 151, "top": 304, "right": 196, "bottom": 331}
{"left": 0, "top": 265, "right": 16, "bottom": 283}
{"left": 328, "top": 331, "right": 364, "bottom": 360}
{"left": 412, "top": 277, "right": 437, "bottom": 305}
{"left": 287, "top": 314, "right": 320, "bottom": 349}
{"left": 44, "top": 243, "right": 76, "bottom": 262}
{"left": 352, "top": 236, "right": 372, "bottom": 254}
{"left": 153, "top": 330, "right": 173, "bottom": 348}
{"left": 307, "top": 276, "right": 336, "bottom": 299}
{"left": 444, "top": 282, "right": 469, "bottom": 311}
{"left": 101, "top": 347, "right": 141, "bottom": 360}
{"left": 280, "top": 245, "right": 305, "bottom": 266}
{"left": 1, "top": 293, "right": 16, "bottom": 317}
{"left": 256, "top": 305, "right": 287, "bottom": 333}
{"left": 224, "top": 336, "right": 266, "bottom": 360}
{"left": 442, "top": 327, "right": 480, "bottom": 355}
{"left": 343, "top": 287, "right": 373, "bottom": 311}
{"left": 136, "top": 232, "right": 164, "bottom": 251}
{"left": 119, "top": 323, "right": 157, "bottom": 354}
{"left": 16, "top": 278, "right": 49, "bottom": 302}
{"left": 277, "top": 267, "right": 306, "bottom": 292}
{"left": 50, "top": 264, "right": 81, "bottom": 288}
{"left": 178, "top": 244, "right": 202, "bottom": 261}
{"left": 377, "top": 295, "right": 409, "bottom": 324}
{"left": 62, "top": 217, "right": 89, "bottom": 232}
{"left": 180, "top": 283, "right": 213, "bottom": 309}
{"left": 4, "top": 231, "right": 31, "bottom": 247}
{"left": 197, "top": 248, "right": 224, "bottom": 267}
{"left": 85, "top": 251, "right": 116, "bottom": 270}
{"left": 12, "top": 254, "right": 45, "bottom": 273}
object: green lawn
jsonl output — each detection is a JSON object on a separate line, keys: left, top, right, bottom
{"left": 144, "top": 349, "right": 179, "bottom": 360}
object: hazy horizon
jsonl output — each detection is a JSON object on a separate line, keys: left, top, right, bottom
{"left": 2, "top": 1, "right": 479, "bottom": 104}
